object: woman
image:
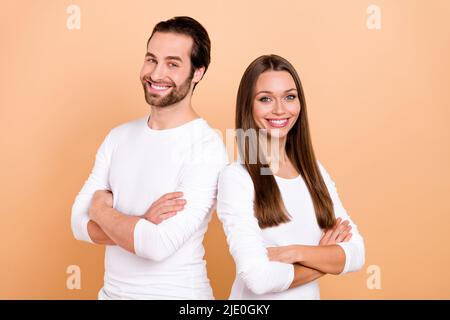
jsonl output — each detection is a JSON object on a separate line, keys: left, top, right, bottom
{"left": 217, "top": 55, "right": 365, "bottom": 299}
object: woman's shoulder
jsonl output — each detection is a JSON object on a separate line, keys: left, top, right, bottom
{"left": 219, "top": 161, "right": 253, "bottom": 187}
{"left": 221, "top": 161, "right": 249, "bottom": 175}
{"left": 316, "top": 159, "right": 333, "bottom": 183}
{"left": 218, "top": 162, "right": 255, "bottom": 203}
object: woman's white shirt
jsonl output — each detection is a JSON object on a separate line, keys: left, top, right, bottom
{"left": 217, "top": 161, "right": 365, "bottom": 299}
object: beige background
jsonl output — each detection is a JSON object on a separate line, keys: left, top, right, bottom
{"left": 1, "top": 0, "right": 449, "bottom": 299}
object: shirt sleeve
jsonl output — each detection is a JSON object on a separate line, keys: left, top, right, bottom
{"left": 133, "top": 136, "right": 228, "bottom": 262}
{"left": 216, "top": 164, "right": 295, "bottom": 295}
{"left": 70, "top": 131, "right": 113, "bottom": 243}
{"left": 317, "top": 161, "right": 366, "bottom": 275}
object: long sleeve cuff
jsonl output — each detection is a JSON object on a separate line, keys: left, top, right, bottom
{"left": 72, "top": 213, "right": 94, "bottom": 244}
{"left": 134, "top": 219, "right": 148, "bottom": 259}
{"left": 241, "top": 261, "right": 294, "bottom": 295}
{"left": 133, "top": 219, "right": 169, "bottom": 262}
{"left": 336, "top": 241, "right": 365, "bottom": 275}
{"left": 282, "top": 263, "right": 295, "bottom": 291}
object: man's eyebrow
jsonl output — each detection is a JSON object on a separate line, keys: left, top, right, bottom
{"left": 144, "top": 53, "right": 183, "bottom": 63}
{"left": 255, "top": 88, "right": 297, "bottom": 95}
{"left": 165, "top": 56, "right": 183, "bottom": 62}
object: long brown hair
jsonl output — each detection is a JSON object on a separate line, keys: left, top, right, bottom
{"left": 236, "top": 54, "right": 335, "bottom": 229}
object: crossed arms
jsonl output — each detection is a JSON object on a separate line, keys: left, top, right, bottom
{"left": 86, "top": 190, "right": 187, "bottom": 251}
{"left": 216, "top": 163, "right": 366, "bottom": 295}
{"left": 267, "top": 217, "right": 353, "bottom": 289}
{"left": 71, "top": 130, "right": 227, "bottom": 261}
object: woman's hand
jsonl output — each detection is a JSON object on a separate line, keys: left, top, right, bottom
{"left": 142, "top": 192, "right": 186, "bottom": 225}
{"left": 319, "top": 217, "right": 352, "bottom": 245}
{"left": 267, "top": 218, "right": 352, "bottom": 264}
{"left": 267, "top": 245, "right": 301, "bottom": 264}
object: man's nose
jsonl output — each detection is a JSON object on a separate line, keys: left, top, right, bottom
{"left": 150, "top": 63, "right": 166, "bottom": 81}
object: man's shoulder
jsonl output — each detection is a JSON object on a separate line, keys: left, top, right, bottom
{"left": 182, "top": 118, "right": 228, "bottom": 167}
{"left": 109, "top": 116, "right": 147, "bottom": 135}
{"left": 189, "top": 118, "right": 226, "bottom": 149}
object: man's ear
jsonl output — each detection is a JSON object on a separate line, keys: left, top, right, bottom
{"left": 192, "top": 66, "right": 206, "bottom": 84}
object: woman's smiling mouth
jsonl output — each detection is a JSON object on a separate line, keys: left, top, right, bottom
{"left": 266, "top": 118, "right": 289, "bottom": 128}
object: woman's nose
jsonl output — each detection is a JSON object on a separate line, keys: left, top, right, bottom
{"left": 272, "top": 100, "right": 286, "bottom": 115}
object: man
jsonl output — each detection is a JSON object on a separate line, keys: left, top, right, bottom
{"left": 71, "top": 16, "right": 227, "bottom": 299}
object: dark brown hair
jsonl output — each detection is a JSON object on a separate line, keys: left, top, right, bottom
{"left": 147, "top": 16, "right": 211, "bottom": 89}
{"left": 236, "top": 54, "right": 336, "bottom": 229}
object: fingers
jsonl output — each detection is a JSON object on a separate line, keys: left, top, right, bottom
{"left": 157, "top": 202, "right": 186, "bottom": 216}
{"left": 320, "top": 217, "right": 340, "bottom": 244}
{"left": 153, "top": 192, "right": 184, "bottom": 207}
{"left": 153, "top": 199, "right": 186, "bottom": 210}
{"left": 319, "top": 228, "right": 333, "bottom": 245}
{"left": 153, "top": 211, "right": 178, "bottom": 225}
{"left": 343, "top": 233, "right": 353, "bottom": 242}
{"left": 336, "top": 225, "right": 352, "bottom": 243}
{"left": 144, "top": 198, "right": 186, "bottom": 223}
{"left": 320, "top": 217, "right": 341, "bottom": 244}
{"left": 334, "top": 217, "right": 342, "bottom": 226}
{"left": 321, "top": 218, "right": 353, "bottom": 245}
{"left": 331, "top": 217, "right": 342, "bottom": 234}
{"left": 148, "top": 195, "right": 186, "bottom": 215}
{"left": 92, "top": 190, "right": 113, "bottom": 205}
{"left": 94, "top": 189, "right": 112, "bottom": 195}
{"left": 92, "top": 190, "right": 105, "bottom": 199}
{"left": 330, "top": 219, "right": 349, "bottom": 241}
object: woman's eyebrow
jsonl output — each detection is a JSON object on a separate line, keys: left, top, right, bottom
{"left": 255, "top": 88, "right": 297, "bottom": 95}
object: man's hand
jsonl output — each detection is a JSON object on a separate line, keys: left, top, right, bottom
{"left": 319, "top": 217, "right": 352, "bottom": 245}
{"left": 89, "top": 190, "right": 113, "bottom": 222}
{"left": 143, "top": 192, "right": 186, "bottom": 225}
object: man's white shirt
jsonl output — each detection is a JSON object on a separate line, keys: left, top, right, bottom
{"left": 71, "top": 116, "right": 228, "bottom": 299}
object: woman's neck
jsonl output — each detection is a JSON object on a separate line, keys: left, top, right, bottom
{"left": 266, "top": 136, "right": 290, "bottom": 169}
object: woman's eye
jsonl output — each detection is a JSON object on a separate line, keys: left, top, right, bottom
{"left": 259, "top": 97, "right": 271, "bottom": 103}
{"left": 285, "top": 95, "right": 296, "bottom": 101}
{"left": 168, "top": 63, "right": 179, "bottom": 68}
{"left": 146, "top": 58, "right": 156, "bottom": 63}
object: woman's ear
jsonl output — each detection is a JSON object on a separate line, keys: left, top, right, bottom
{"left": 192, "top": 66, "right": 206, "bottom": 84}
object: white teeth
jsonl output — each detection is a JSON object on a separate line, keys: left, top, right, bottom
{"left": 148, "top": 82, "right": 171, "bottom": 90}
{"left": 267, "top": 119, "right": 289, "bottom": 127}
{"left": 269, "top": 119, "right": 288, "bottom": 124}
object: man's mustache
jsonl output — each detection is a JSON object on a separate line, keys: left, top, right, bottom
{"left": 143, "top": 75, "right": 175, "bottom": 87}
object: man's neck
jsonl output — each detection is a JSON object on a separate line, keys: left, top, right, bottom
{"left": 148, "top": 100, "right": 200, "bottom": 130}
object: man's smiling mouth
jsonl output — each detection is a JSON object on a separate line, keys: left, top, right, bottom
{"left": 146, "top": 80, "right": 173, "bottom": 92}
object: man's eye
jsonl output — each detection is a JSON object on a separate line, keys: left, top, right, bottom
{"left": 259, "top": 97, "right": 271, "bottom": 103}
{"left": 285, "top": 95, "right": 296, "bottom": 101}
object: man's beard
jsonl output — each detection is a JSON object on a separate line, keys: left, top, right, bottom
{"left": 142, "top": 73, "right": 193, "bottom": 107}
